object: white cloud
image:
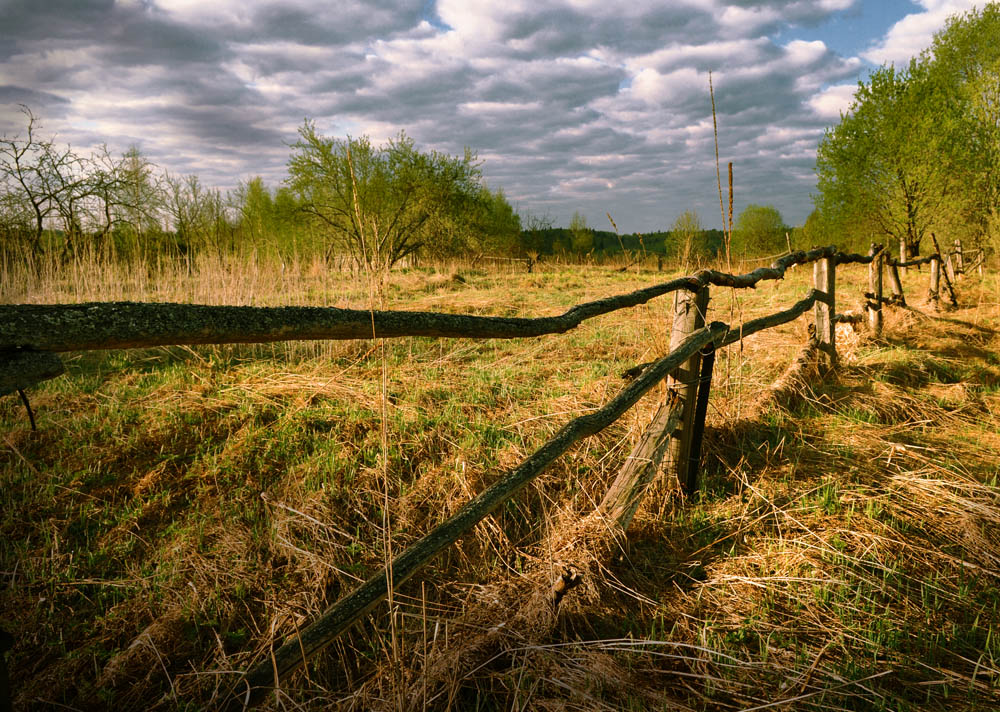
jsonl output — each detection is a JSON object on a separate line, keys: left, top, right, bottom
{"left": 808, "top": 83, "right": 857, "bottom": 118}
{"left": 0, "top": 0, "right": 906, "bottom": 230}
{"left": 863, "top": 0, "right": 981, "bottom": 65}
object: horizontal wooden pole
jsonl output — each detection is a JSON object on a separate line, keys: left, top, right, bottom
{"left": 1, "top": 248, "right": 869, "bottom": 355}
{"left": 886, "top": 254, "right": 939, "bottom": 268}
{"left": 0, "top": 293, "right": 684, "bottom": 352}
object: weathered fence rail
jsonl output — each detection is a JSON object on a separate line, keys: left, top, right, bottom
{"left": 0, "top": 247, "right": 872, "bottom": 356}
{"left": 0, "top": 240, "right": 970, "bottom": 710}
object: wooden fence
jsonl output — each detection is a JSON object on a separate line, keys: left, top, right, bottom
{"left": 0, "top": 240, "right": 971, "bottom": 709}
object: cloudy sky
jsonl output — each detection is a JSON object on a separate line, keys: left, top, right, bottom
{"left": 0, "top": 0, "right": 984, "bottom": 232}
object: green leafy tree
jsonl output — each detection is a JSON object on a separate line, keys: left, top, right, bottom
{"left": 731, "top": 204, "right": 787, "bottom": 257}
{"left": 815, "top": 63, "right": 948, "bottom": 259}
{"left": 569, "top": 211, "right": 593, "bottom": 253}
{"left": 923, "top": 3, "right": 1000, "bottom": 249}
{"left": 669, "top": 209, "right": 704, "bottom": 266}
{"left": 234, "top": 176, "right": 272, "bottom": 247}
{"left": 790, "top": 209, "right": 838, "bottom": 251}
{"left": 287, "top": 121, "right": 483, "bottom": 270}
{"left": 471, "top": 187, "right": 521, "bottom": 255}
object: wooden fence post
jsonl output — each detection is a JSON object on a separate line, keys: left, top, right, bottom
{"left": 899, "top": 238, "right": 908, "bottom": 275}
{"left": 931, "top": 233, "right": 959, "bottom": 308}
{"left": 685, "top": 342, "right": 716, "bottom": 495}
{"left": 868, "top": 244, "right": 883, "bottom": 336}
{"left": 944, "top": 251, "right": 957, "bottom": 284}
{"left": 813, "top": 256, "right": 836, "bottom": 369}
{"left": 954, "top": 238, "right": 964, "bottom": 278}
{"left": 667, "top": 286, "right": 710, "bottom": 496}
{"left": 929, "top": 254, "right": 941, "bottom": 308}
{"left": 887, "top": 261, "right": 906, "bottom": 306}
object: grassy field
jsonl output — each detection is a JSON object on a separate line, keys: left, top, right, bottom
{"left": 4, "top": 253, "right": 1000, "bottom": 711}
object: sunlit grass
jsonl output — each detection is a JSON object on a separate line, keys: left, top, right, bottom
{"left": 3, "top": 251, "right": 1000, "bottom": 710}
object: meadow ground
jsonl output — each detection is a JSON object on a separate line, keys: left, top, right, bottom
{"left": 3, "top": 253, "right": 1000, "bottom": 711}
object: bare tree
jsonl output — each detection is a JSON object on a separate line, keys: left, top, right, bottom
{"left": 0, "top": 106, "right": 58, "bottom": 257}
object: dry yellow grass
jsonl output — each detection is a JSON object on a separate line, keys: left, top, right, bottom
{"left": 3, "top": 252, "right": 1000, "bottom": 710}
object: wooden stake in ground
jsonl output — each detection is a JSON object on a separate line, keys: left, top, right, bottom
{"left": 899, "top": 238, "right": 909, "bottom": 275}
{"left": 685, "top": 342, "right": 716, "bottom": 495}
{"left": 813, "top": 257, "right": 836, "bottom": 369}
{"left": 666, "top": 286, "right": 710, "bottom": 496}
{"left": 931, "top": 233, "right": 959, "bottom": 308}
{"left": 945, "top": 252, "right": 957, "bottom": 284}
{"left": 887, "top": 261, "right": 906, "bottom": 306}
{"left": 867, "top": 244, "right": 883, "bottom": 336}
{"left": 929, "top": 255, "right": 941, "bottom": 308}
{"left": 954, "top": 238, "right": 964, "bottom": 278}
{"left": 599, "top": 397, "right": 684, "bottom": 529}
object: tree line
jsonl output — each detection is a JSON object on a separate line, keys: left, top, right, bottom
{"left": 0, "top": 113, "right": 522, "bottom": 268}
{"left": 813, "top": 3, "right": 1000, "bottom": 258}
{"left": 2, "top": 108, "right": 798, "bottom": 269}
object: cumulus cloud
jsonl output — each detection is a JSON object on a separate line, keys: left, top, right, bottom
{"left": 808, "top": 82, "right": 858, "bottom": 118}
{"left": 862, "top": 0, "right": 981, "bottom": 66}
{"left": 0, "top": 0, "right": 972, "bottom": 230}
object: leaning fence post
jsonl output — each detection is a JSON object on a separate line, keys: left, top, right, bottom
{"left": 867, "top": 244, "right": 883, "bottom": 336}
{"left": 887, "top": 260, "right": 906, "bottom": 306}
{"left": 931, "top": 233, "right": 958, "bottom": 308}
{"left": 929, "top": 254, "right": 941, "bottom": 308}
{"left": 685, "top": 342, "right": 716, "bottom": 496}
{"left": 813, "top": 256, "right": 836, "bottom": 369}
{"left": 944, "top": 251, "right": 957, "bottom": 284}
{"left": 667, "top": 286, "right": 710, "bottom": 496}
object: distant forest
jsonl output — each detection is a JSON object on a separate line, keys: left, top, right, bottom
{"left": 521, "top": 227, "right": 726, "bottom": 259}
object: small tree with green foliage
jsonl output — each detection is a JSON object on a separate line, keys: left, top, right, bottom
{"left": 287, "top": 121, "right": 483, "bottom": 270}
{"left": 670, "top": 209, "right": 704, "bottom": 267}
{"left": 569, "top": 211, "right": 593, "bottom": 254}
{"left": 731, "top": 204, "right": 787, "bottom": 257}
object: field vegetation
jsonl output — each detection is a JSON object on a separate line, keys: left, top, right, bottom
{"left": 4, "top": 250, "right": 1000, "bottom": 710}
{"left": 4, "top": 5, "right": 1000, "bottom": 711}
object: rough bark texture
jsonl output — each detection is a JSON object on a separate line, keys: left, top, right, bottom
{"left": 0, "top": 350, "right": 65, "bottom": 397}
{"left": 598, "top": 395, "right": 684, "bottom": 529}
{"left": 0, "top": 295, "right": 693, "bottom": 352}
{"left": 813, "top": 258, "right": 836, "bottom": 368}
{"left": 1, "top": 246, "right": 865, "bottom": 356}
{"left": 665, "top": 287, "right": 709, "bottom": 496}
